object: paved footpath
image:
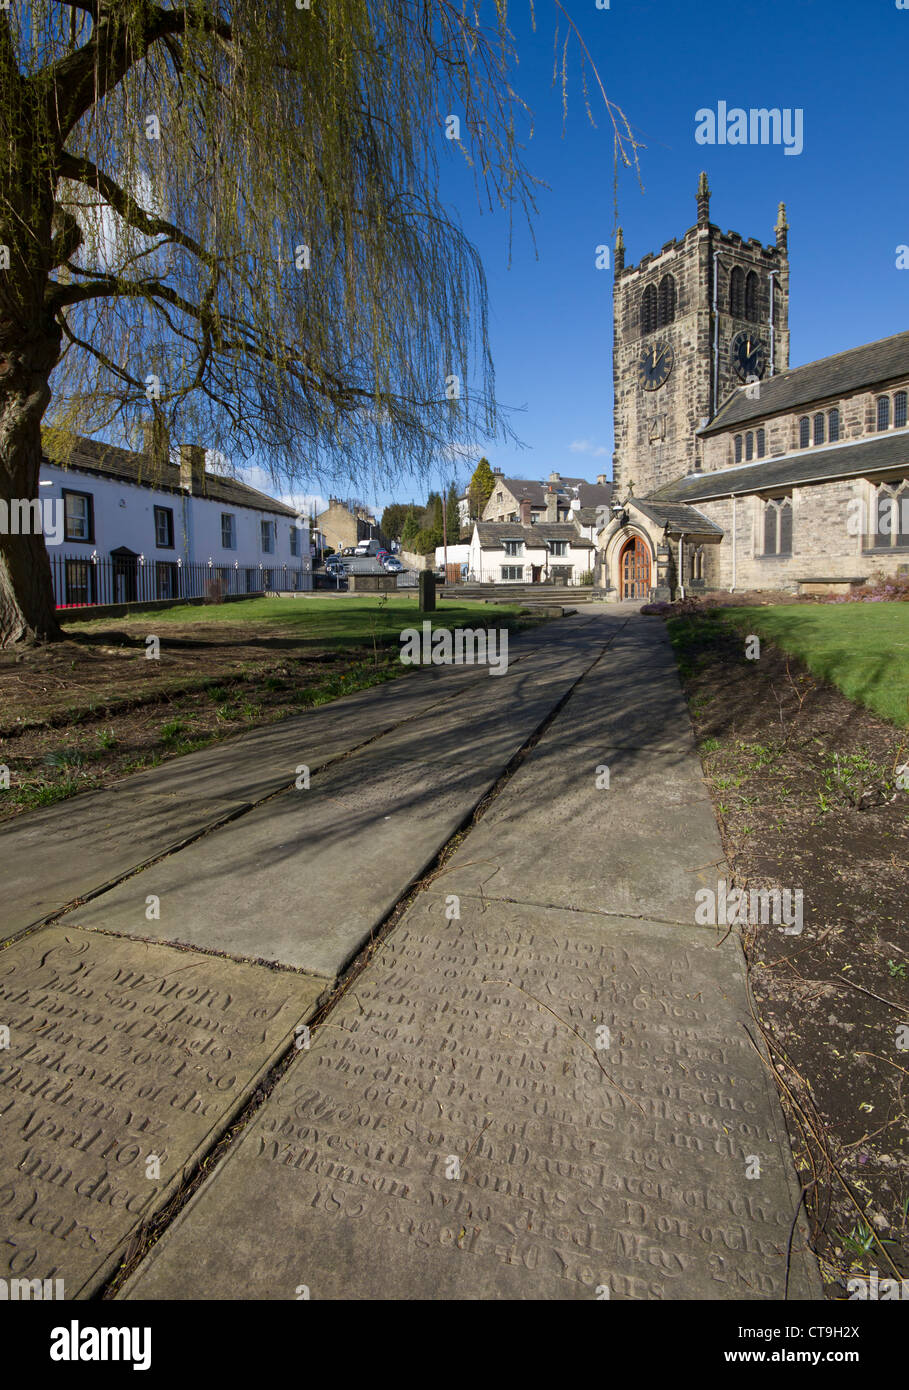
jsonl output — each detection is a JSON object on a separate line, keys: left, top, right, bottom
{"left": 0, "top": 607, "right": 820, "bottom": 1299}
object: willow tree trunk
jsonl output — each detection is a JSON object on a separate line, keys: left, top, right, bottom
{"left": 0, "top": 336, "right": 62, "bottom": 646}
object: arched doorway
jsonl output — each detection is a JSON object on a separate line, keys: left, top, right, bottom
{"left": 619, "top": 536, "right": 651, "bottom": 599}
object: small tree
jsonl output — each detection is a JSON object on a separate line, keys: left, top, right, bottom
{"left": 469, "top": 458, "right": 496, "bottom": 519}
{"left": 445, "top": 483, "right": 461, "bottom": 539}
{"left": 401, "top": 507, "right": 420, "bottom": 549}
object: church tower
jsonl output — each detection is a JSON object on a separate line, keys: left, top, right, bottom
{"left": 611, "top": 175, "right": 790, "bottom": 498}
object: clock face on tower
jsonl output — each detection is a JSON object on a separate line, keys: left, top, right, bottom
{"left": 637, "top": 340, "right": 674, "bottom": 391}
{"left": 731, "top": 330, "right": 767, "bottom": 382}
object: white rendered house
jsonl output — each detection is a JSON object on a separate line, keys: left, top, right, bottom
{"left": 39, "top": 435, "right": 311, "bottom": 606}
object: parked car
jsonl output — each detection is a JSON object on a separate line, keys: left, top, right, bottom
{"left": 381, "top": 557, "right": 404, "bottom": 573}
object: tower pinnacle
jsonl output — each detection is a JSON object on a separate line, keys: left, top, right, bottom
{"left": 775, "top": 201, "right": 789, "bottom": 253}
{"left": 696, "top": 171, "right": 711, "bottom": 227}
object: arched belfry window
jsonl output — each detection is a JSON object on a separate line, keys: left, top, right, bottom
{"left": 729, "top": 267, "right": 745, "bottom": 318}
{"left": 641, "top": 283, "right": 658, "bottom": 336}
{"left": 658, "top": 274, "right": 676, "bottom": 328}
{"left": 745, "top": 271, "right": 759, "bottom": 322}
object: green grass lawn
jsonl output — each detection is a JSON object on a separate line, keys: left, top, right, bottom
{"left": 724, "top": 602, "right": 909, "bottom": 727}
{"left": 70, "top": 595, "right": 527, "bottom": 648}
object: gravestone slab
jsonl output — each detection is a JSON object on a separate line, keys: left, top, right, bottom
{"left": 0, "top": 926, "right": 325, "bottom": 1297}
{"left": 121, "top": 900, "right": 820, "bottom": 1300}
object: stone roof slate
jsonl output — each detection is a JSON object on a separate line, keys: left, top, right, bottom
{"left": 43, "top": 434, "right": 298, "bottom": 518}
{"left": 651, "top": 430, "right": 909, "bottom": 504}
{"left": 702, "top": 330, "right": 909, "bottom": 434}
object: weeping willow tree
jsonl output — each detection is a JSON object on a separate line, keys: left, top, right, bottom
{"left": 0, "top": 0, "right": 638, "bottom": 645}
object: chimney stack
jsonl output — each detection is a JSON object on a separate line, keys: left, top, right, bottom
{"left": 519, "top": 498, "right": 533, "bottom": 525}
{"left": 548, "top": 471, "right": 561, "bottom": 483}
{"left": 180, "top": 443, "right": 207, "bottom": 496}
{"left": 597, "top": 473, "right": 607, "bottom": 486}
{"left": 545, "top": 487, "right": 559, "bottom": 523}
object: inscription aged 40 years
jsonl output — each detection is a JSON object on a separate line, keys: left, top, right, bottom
{"left": 0, "top": 926, "right": 322, "bottom": 1296}
{"left": 122, "top": 905, "right": 818, "bottom": 1301}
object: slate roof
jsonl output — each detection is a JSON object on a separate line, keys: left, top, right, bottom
{"left": 492, "top": 476, "right": 612, "bottom": 508}
{"left": 651, "top": 430, "right": 909, "bottom": 504}
{"left": 475, "top": 521, "right": 594, "bottom": 549}
{"left": 42, "top": 434, "right": 298, "bottom": 518}
{"left": 702, "top": 330, "right": 909, "bottom": 434}
{"left": 629, "top": 500, "right": 724, "bottom": 536}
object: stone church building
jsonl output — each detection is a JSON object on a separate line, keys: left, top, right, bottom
{"left": 598, "top": 174, "right": 909, "bottom": 600}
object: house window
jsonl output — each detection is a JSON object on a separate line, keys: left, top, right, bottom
{"left": 549, "top": 540, "right": 568, "bottom": 557}
{"left": 290, "top": 526, "right": 300, "bottom": 557}
{"left": 500, "top": 565, "right": 523, "bottom": 581}
{"left": 261, "top": 519, "right": 274, "bottom": 553}
{"left": 641, "top": 283, "right": 658, "bottom": 335}
{"left": 756, "top": 428, "right": 766, "bottom": 458}
{"left": 877, "top": 395, "right": 891, "bottom": 431}
{"left": 156, "top": 561, "right": 178, "bottom": 598}
{"left": 828, "top": 408, "right": 840, "bottom": 442}
{"left": 658, "top": 274, "right": 676, "bottom": 328}
{"left": 798, "top": 417, "right": 810, "bottom": 448}
{"left": 734, "top": 434, "right": 743, "bottom": 463}
{"left": 745, "top": 432, "right": 754, "bottom": 462}
{"left": 729, "top": 266, "right": 744, "bottom": 318}
{"left": 762, "top": 496, "right": 793, "bottom": 556}
{"left": 154, "top": 506, "right": 174, "bottom": 548}
{"left": 503, "top": 539, "right": 524, "bottom": 557}
{"left": 63, "top": 490, "right": 94, "bottom": 542}
{"left": 813, "top": 412, "right": 825, "bottom": 446}
{"left": 895, "top": 391, "right": 908, "bottom": 429}
{"left": 65, "top": 557, "right": 96, "bottom": 605}
{"left": 221, "top": 513, "right": 236, "bottom": 549}
{"left": 745, "top": 270, "right": 759, "bottom": 322}
{"left": 871, "top": 479, "right": 909, "bottom": 548}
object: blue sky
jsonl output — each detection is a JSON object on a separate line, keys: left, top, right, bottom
{"left": 270, "top": 0, "right": 909, "bottom": 517}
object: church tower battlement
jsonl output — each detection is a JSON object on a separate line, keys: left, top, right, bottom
{"left": 611, "top": 175, "right": 790, "bottom": 498}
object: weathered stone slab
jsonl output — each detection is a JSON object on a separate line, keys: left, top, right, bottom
{"left": 56, "top": 622, "right": 611, "bottom": 976}
{"left": 433, "top": 740, "right": 721, "bottom": 923}
{"left": 0, "top": 926, "right": 325, "bottom": 1297}
{"left": 0, "top": 612, "right": 595, "bottom": 943}
{"left": 120, "top": 900, "right": 820, "bottom": 1300}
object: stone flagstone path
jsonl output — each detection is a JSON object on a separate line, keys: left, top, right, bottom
{"left": 0, "top": 607, "right": 821, "bottom": 1299}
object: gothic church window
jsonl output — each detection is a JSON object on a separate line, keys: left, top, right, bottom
{"left": 828, "top": 408, "right": 840, "bottom": 442}
{"left": 691, "top": 547, "right": 705, "bottom": 582}
{"left": 641, "top": 283, "right": 658, "bottom": 335}
{"left": 895, "top": 392, "right": 908, "bottom": 429}
{"left": 745, "top": 432, "right": 754, "bottom": 461}
{"left": 877, "top": 396, "right": 891, "bottom": 431}
{"left": 814, "top": 413, "right": 825, "bottom": 446}
{"left": 745, "top": 271, "right": 759, "bottom": 322}
{"left": 762, "top": 496, "right": 793, "bottom": 556}
{"left": 799, "top": 417, "right": 810, "bottom": 448}
{"left": 756, "top": 428, "right": 766, "bottom": 458}
{"left": 729, "top": 267, "right": 744, "bottom": 318}
{"left": 734, "top": 435, "right": 743, "bottom": 463}
{"left": 658, "top": 275, "right": 676, "bottom": 328}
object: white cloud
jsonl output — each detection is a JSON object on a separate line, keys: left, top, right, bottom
{"left": 569, "top": 439, "right": 609, "bottom": 458}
